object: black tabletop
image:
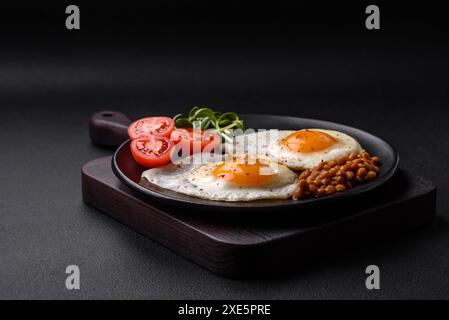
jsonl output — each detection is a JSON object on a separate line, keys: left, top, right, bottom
{"left": 1, "top": 2, "right": 448, "bottom": 299}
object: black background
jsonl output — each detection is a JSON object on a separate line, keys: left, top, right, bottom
{"left": 1, "top": 1, "right": 448, "bottom": 299}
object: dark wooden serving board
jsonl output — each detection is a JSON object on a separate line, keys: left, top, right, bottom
{"left": 82, "top": 156, "right": 436, "bottom": 278}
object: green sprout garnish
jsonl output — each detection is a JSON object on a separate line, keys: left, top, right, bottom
{"left": 173, "top": 107, "right": 244, "bottom": 143}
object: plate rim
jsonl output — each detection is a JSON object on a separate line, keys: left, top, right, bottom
{"left": 112, "top": 114, "right": 399, "bottom": 209}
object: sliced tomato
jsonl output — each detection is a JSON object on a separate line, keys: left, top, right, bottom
{"left": 170, "top": 128, "right": 220, "bottom": 154}
{"left": 130, "top": 135, "right": 174, "bottom": 168}
{"left": 128, "top": 117, "right": 175, "bottom": 139}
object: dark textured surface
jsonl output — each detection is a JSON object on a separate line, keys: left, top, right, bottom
{"left": 1, "top": 83, "right": 448, "bottom": 299}
{"left": 1, "top": 2, "right": 449, "bottom": 299}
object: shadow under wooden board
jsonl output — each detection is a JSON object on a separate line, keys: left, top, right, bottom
{"left": 82, "top": 156, "right": 436, "bottom": 278}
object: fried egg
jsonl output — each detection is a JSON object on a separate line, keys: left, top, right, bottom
{"left": 267, "top": 129, "right": 362, "bottom": 170}
{"left": 141, "top": 154, "right": 298, "bottom": 201}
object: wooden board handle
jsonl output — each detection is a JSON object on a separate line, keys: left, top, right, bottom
{"left": 89, "top": 111, "right": 131, "bottom": 148}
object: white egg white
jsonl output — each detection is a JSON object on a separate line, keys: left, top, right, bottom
{"left": 141, "top": 154, "right": 298, "bottom": 202}
{"left": 224, "top": 129, "right": 283, "bottom": 157}
{"left": 267, "top": 129, "right": 362, "bottom": 170}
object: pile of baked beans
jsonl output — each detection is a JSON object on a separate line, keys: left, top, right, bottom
{"left": 293, "top": 151, "right": 380, "bottom": 200}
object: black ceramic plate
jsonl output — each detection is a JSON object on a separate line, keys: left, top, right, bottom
{"left": 112, "top": 114, "right": 399, "bottom": 212}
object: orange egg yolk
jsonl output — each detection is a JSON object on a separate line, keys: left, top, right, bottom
{"left": 282, "top": 130, "right": 337, "bottom": 153}
{"left": 212, "top": 161, "right": 276, "bottom": 187}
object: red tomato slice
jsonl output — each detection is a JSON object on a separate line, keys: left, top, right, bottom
{"left": 170, "top": 128, "right": 220, "bottom": 154}
{"left": 128, "top": 117, "right": 175, "bottom": 139}
{"left": 130, "top": 135, "right": 173, "bottom": 168}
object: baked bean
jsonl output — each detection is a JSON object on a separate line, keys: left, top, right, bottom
{"left": 328, "top": 160, "right": 336, "bottom": 167}
{"left": 319, "top": 170, "right": 329, "bottom": 179}
{"left": 317, "top": 187, "right": 327, "bottom": 197}
{"left": 299, "top": 179, "right": 309, "bottom": 191}
{"left": 335, "top": 170, "right": 342, "bottom": 177}
{"left": 310, "top": 171, "right": 319, "bottom": 180}
{"left": 294, "top": 151, "right": 381, "bottom": 200}
{"left": 356, "top": 167, "right": 367, "bottom": 178}
{"left": 299, "top": 170, "right": 310, "bottom": 179}
{"left": 335, "top": 176, "right": 345, "bottom": 184}
{"left": 345, "top": 171, "right": 354, "bottom": 180}
{"left": 365, "top": 170, "right": 377, "bottom": 181}
{"left": 325, "top": 185, "right": 336, "bottom": 194}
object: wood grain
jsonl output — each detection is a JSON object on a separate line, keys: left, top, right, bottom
{"left": 82, "top": 156, "right": 436, "bottom": 278}
{"left": 89, "top": 111, "right": 130, "bottom": 148}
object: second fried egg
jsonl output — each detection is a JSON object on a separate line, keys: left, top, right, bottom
{"left": 267, "top": 129, "right": 362, "bottom": 170}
